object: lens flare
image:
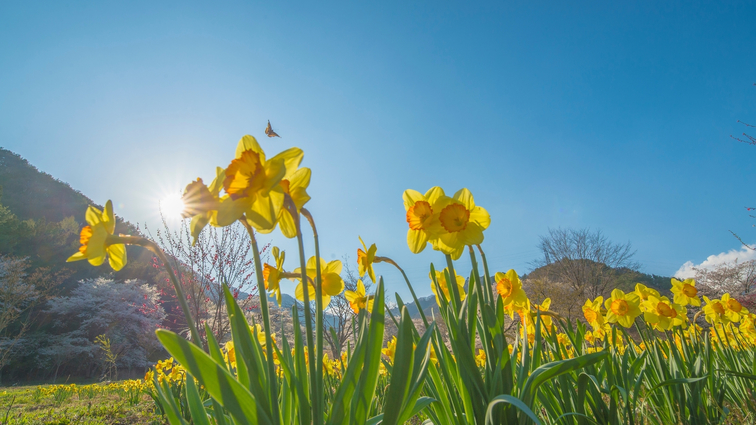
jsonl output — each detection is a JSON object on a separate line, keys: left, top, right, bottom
{"left": 160, "top": 193, "right": 185, "bottom": 219}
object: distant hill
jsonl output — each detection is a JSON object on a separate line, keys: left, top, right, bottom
{"left": 0, "top": 148, "right": 157, "bottom": 289}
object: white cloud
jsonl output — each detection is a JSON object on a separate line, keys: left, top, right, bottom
{"left": 674, "top": 245, "right": 756, "bottom": 279}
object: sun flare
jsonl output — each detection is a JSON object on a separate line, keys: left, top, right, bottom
{"left": 159, "top": 193, "right": 185, "bottom": 219}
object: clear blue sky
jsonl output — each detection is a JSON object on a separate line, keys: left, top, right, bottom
{"left": 1, "top": 1, "right": 754, "bottom": 300}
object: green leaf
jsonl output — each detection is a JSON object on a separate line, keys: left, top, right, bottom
{"left": 381, "top": 307, "right": 415, "bottom": 425}
{"left": 521, "top": 350, "right": 609, "bottom": 409}
{"left": 185, "top": 374, "right": 211, "bottom": 425}
{"left": 350, "top": 278, "right": 386, "bottom": 424}
{"left": 156, "top": 329, "right": 272, "bottom": 425}
{"left": 486, "top": 395, "right": 541, "bottom": 425}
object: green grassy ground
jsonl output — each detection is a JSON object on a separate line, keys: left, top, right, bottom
{"left": 0, "top": 384, "right": 163, "bottom": 425}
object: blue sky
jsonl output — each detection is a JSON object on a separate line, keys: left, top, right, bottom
{"left": 1, "top": 1, "right": 754, "bottom": 300}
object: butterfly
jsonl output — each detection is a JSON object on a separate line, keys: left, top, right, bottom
{"left": 265, "top": 120, "right": 281, "bottom": 138}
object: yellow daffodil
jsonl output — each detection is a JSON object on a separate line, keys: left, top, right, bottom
{"left": 532, "top": 298, "right": 554, "bottom": 331}
{"left": 224, "top": 341, "right": 237, "bottom": 367}
{"left": 431, "top": 189, "right": 491, "bottom": 260}
{"left": 403, "top": 187, "right": 446, "bottom": 254}
{"left": 218, "top": 135, "right": 303, "bottom": 232}
{"left": 721, "top": 293, "right": 749, "bottom": 323}
{"left": 344, "top": 279, "right": 374, "bottom": 314}
{"left": 641, "top": 295, "right": 687, "bottom": 331}
{"left": 294, "top": 257, "right": 345, "bottom": 308}
{"left": 495, "top": 270, "right": 528, "bottom": 311}
{"left": 475, "top": 349, "right": 486, "bottom": 367}
{"left": 180, "top": 167, "right": 225, "bottom": 245}
{"left": 382, "top": 336, "right": 397, "bottom": 363}
{"left": 670, "top": 278, "right": 701, "bottom": 307}
{"left": 276, "top": 161, "right": 311, "bottom": 238}
{"left": 263, "top": 246, "right": 286, "bottom": 306}
{"left": 250, "top": 324, "right": 277, "bottom": 347}
{"left": 604, "top": 289, "right": 642, "bottom": 328}
{"left": 357, "top": 236, "right": 377, "bottom": 283}
{"left": 634, "top": 283, "right": 660, "bottom": 303}
{"left": 702, "top": 296, "right": 730, "bottom": 325}
{"left": 430, "top": 268, "right": 466, "bottom": 306}
{"left": 582, "top": 297, "right": 605, "bottom": 330}
{"left": 67, "top": 200, "right": 127, "bottom": 271}
{"left": 739, "top": 314, "right": 756, "bottom": 340}
{"left": 556, "top": 333, "right": 571, "bottom": 348}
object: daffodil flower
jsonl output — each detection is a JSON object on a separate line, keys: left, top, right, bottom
{"left": 495, "top": 270, "right": 528, "bottom": 312}
{"left": 431, "top": 188, "right": 491, "bottom": 260}
{"left": 402, "top": 187, "right": 446, "bottom": 254}
{"left": 344, "top": 279, "right": 374, "bottom": 314}
{"left": 430, "top": 268, "right": 466, "bottom": 306}
{"left": 721, "top": 293, "right": 748, "bottom": 323}
{"left": 294, "top": 257, "right": 345, "bottom": 308}
{"left": 642, "top": 295, "right": 686, "bottom": 331}
{"left": 703, "top": 296, "right": 730, "bottom": 325}
{"left": 180, "top": 167, "right": 225, "bottom": 245}
{"left": 474, "top": 349, "right": 486, "bottom": 368}
{"left": 382, "top": 336, "right": 397, "bottom": 363}
{"left": 67, "top": 200, "right": 127, "bottom": 271}
{"left": 604, "top": 289, "right": 641, "bottom": 328}
{"left": 263, "top": 246, "right": 286, "bottom": 306}
{"left": 582, "top": 296, "right": 605, "bottom": 330}
{"left": 218, "top": 135, "right": 303, "bottom": 232}
{"left": 276, "top": 163, "right": 311, "bottom": 238}
{"left": 357, "top": 236, "right": 377, "bottom": 283}
{"left": 532, "top": 298, "right": 554, "bottom": 331}
{"left": 634, "top": 283, "right": 660, "bottom": 302}
{"left": 670, "top": 278, "right": 701, "bottom": 307}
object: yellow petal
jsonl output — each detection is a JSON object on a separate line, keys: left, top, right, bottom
{"left": 407, "top": 229, "right": 429, "bottom": 254}
{"left": 107, "top": 244, "right": 127, "bottom": 271}
{"left": 66, "top": 252, "right": 86, "bottom": 262}
{"left": 270, "top": 148, "right": 304, "bottom": 178}
{"left": 278, "top": 210, "right": 298, "bottom": 239}
{"left": 289, "top": 186, "right": 311, "bottom": 211}
{"left": 263, "top": 158, "right": 287, "bottom": 194}
{"left": 235, "top": 135, "right": 265, "bottom": 161}
{"left": 103, "top": 200, "right": 116, "bottom": 235}
{"left": 402, "top": 189, "right": 425, "bottom": 210}
{"left": 469, "top": 206, "right": 491, "bottom": 230}
{"left": 322, "top": 273, "right": 345, "bottom": 296}
{"left": 216, "top": 196, "right": 248, "bottom": 227}
{"left": 325, "top": 260, "right": 343, "bottom": 276}
{"left": 453, "top": 188, "right": 475, "bottom": 210}
{"left": 424, "top": 186, "right": 446, "bottom": 205}
{"left": 85, "top": 205, "right": 103, "bottom": 227}
{"left": 208, "top": 167, "right": 226, "bottom": 195}
{"left": 246, "top": 187, "right": 284, "bottom": 232}
{"left": 86, "top": 225, "right": 108, "bottom": 260}
{"left": 190, "top": 214, "right": 211, "bottom": 246}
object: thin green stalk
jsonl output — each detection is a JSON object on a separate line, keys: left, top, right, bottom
{"left": 445, "top": 254, "right": 462, "bottom": 311}
{"left": 288, "top": 201, "right": 321, "bottom": 425}
{"left": 109, "top": 235, "right": 201, "bottom": 346}
{"left": 240, "top": 218, "right": 280, "bottom": 424}
{"left": 301, "top": 208, "right": 324, "bottom": 420}
{"left": 374, "top": 256, "right": 430, "bottom": 328}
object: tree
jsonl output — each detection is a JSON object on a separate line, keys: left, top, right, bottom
{"left": 148, "top": 215, "right": 261, "bottom": 344}
{"left": 532, "top": 228, "right": 639, "bottom": 317}
{"left": 691, "top": 259, "right": 756, "bottom": 302}
{"left": 0, "top": 256, "right": 61, "bottom": 381}
{"left": 43, "top": 278, "right": 166, "bottom": 379}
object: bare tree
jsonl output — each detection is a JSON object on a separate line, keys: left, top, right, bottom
{"left": 147, "top": 214, "right": 262, "bottom": 344}
{"left": 0, "top": 257, "right": 61, "bottom": 381}
{"left": 692, "top": 259, "right": 756, "bottom": 298}
{"left": 533, "top": 228, "right": 640, "bottom": 303}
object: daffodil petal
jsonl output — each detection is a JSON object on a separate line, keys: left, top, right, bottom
{"left": 235, "top": 135, "right": 265, "bottom": 161}
{"left": 407, "top": 229, "right": 429, "bottom": 254}
{"left": 402, "top": 189, "right": 424, "bottom": 210}
{"left": 66, "top": 251, "right": 86, "bottom": 262}
{"left": 107, "top": 244, "right": 127, "bottom": 271}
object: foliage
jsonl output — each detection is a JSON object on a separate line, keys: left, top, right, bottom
{"left": 41, "top": 278, "right": 166, "bottom": 379}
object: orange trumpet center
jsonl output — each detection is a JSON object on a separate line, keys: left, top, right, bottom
{"left": 682, "top": 284, "right": 697, "bottom": 298}
{"left": 610, "top": 299, "right": 629, "bottom": 316}
{"left": 439, "top": 203, "right": 470, "bottom": 233}
{"left": 407, "top": 201, "right": 433, "bottom": 230}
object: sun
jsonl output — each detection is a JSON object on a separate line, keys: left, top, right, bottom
{"left": 160, "top": 193, "right": 185, "bottom": 219}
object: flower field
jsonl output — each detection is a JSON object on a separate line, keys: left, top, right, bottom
{"left": 45, "top": 134, "right": 756, "bottom": 424}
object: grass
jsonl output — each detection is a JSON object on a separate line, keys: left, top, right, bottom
{"left": 0, "top": 383, "right": 162, "bottom": 425}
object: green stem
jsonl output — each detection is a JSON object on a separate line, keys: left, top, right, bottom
{"left": 240, "top": 219, "right": 280, "bottom": 424}
{"left": 475, "top": 244, "right": 495, "bottom": 305}
{"left": 109, "top": 235, "right": 202, "bottom": 347}
{"left": 301, "top": 208, "right": 324, "bottom": 422}
{"left": 445, "top": 254, "right": 462, "bottom": 312}
{"left": 287, "top": 201, "right": 320, "bottom": 425}
{"left": 374, "top": 256, "right": 430, "bottom": 329}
